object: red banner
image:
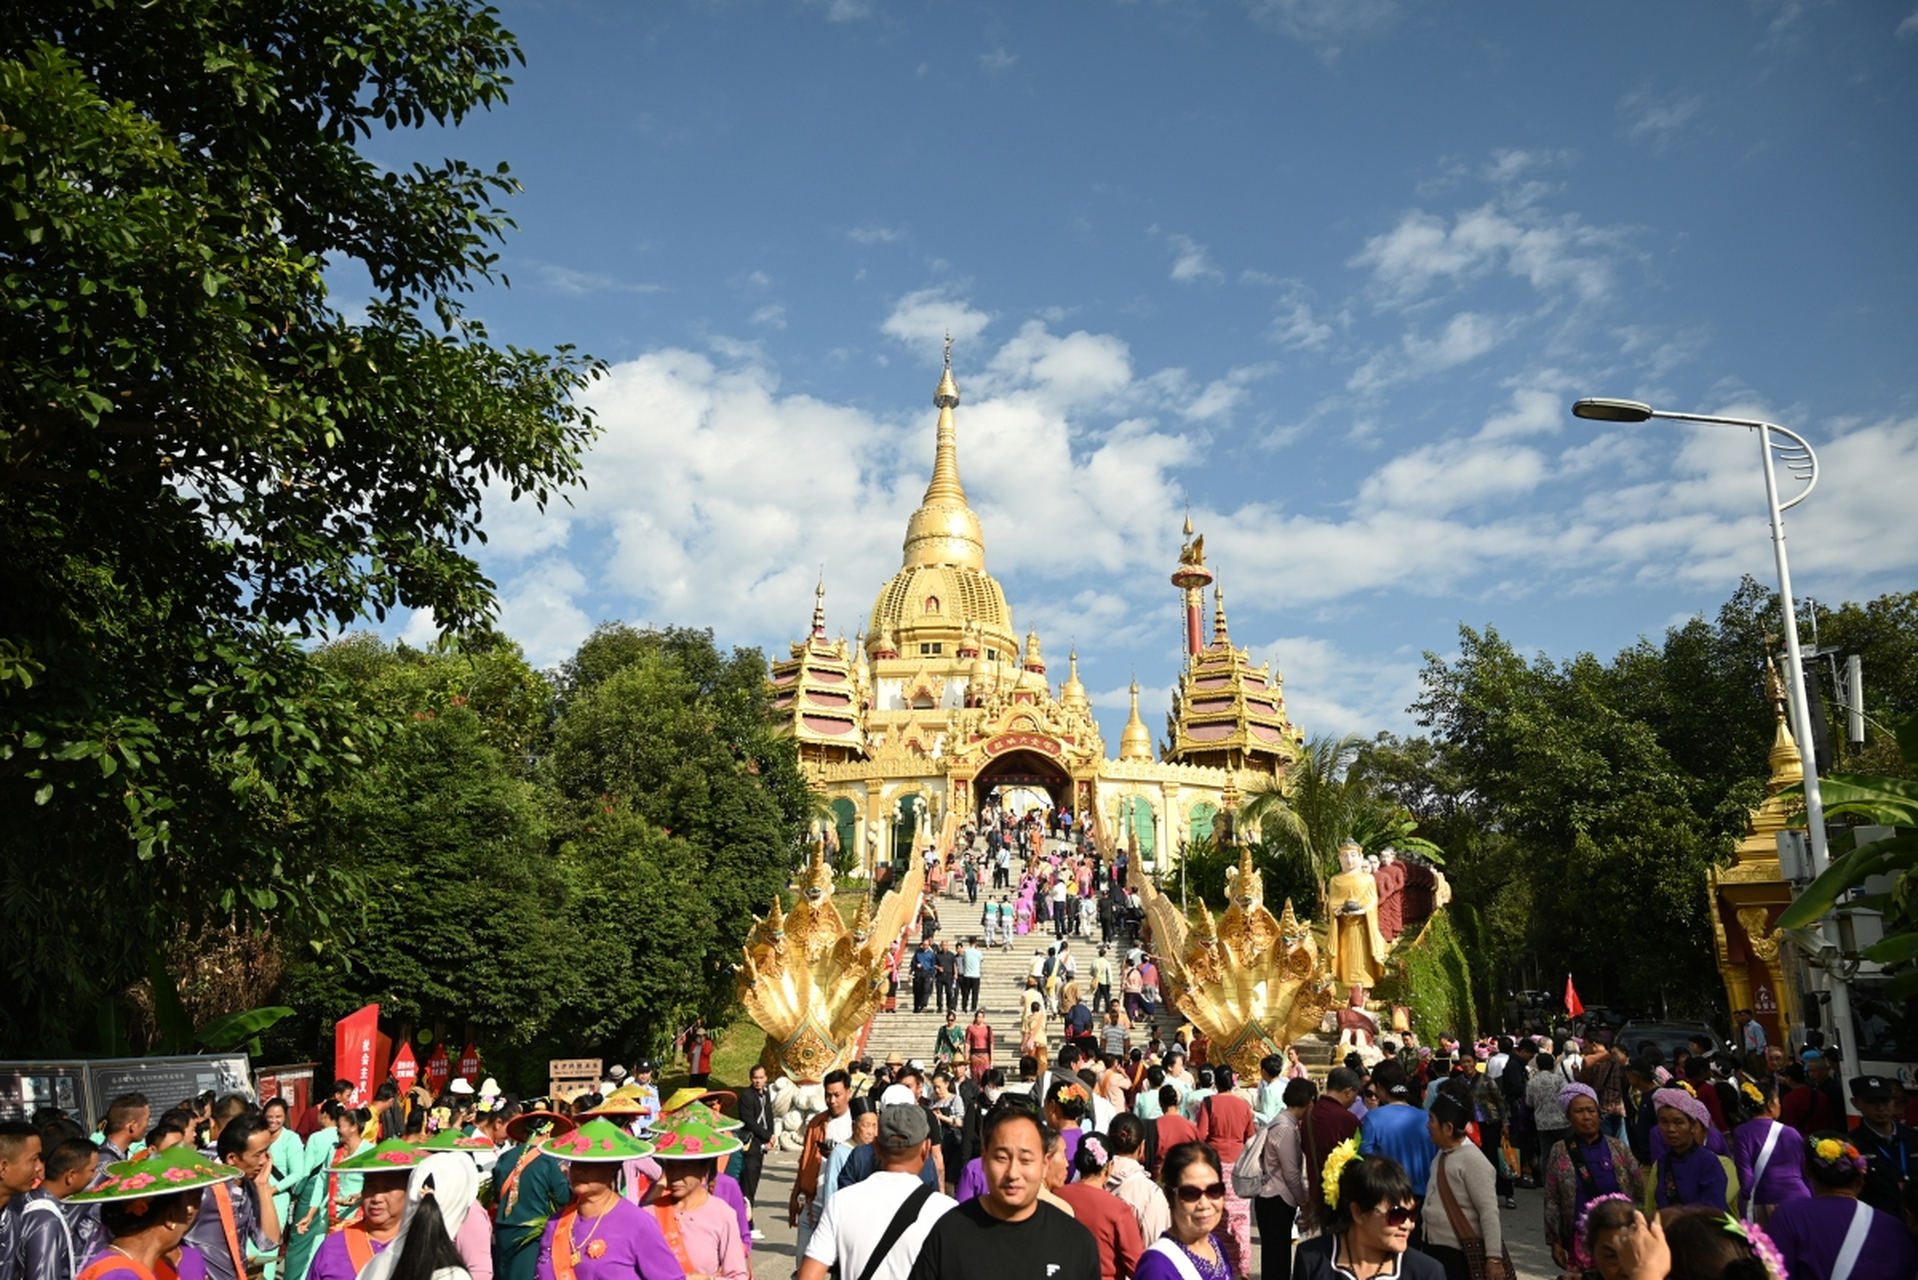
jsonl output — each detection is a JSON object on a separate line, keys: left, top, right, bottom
{"left": 425, "top": 1042, "right": 451, "bottom": 1094}
{"left": 458, "top": 1042, "right": 481, "bottom": 1084}
{"left": 390, "top": 1042, "right": 419, "bottom": 1094}
{"left": 333, "top": 1004, "right": 381, "bottom": 1104}
{"left": 1564, "top": 974, "right": 1586, "bottom": 1018}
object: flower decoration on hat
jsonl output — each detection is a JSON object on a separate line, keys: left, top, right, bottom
{"left": 541, "top": 1117, "right": 655, "bottom": 1163}
{"left": 1572, "top": 1193, "right": 1636, "bottom": 1271}
{"left": 1720, "top": 1215, "right": 1787, "bottom": 1280}
{"left": 1321, "top": 1137, "right": 1361, "bottom": 1209}
{"left": 70, "top": 1146, "right": 240, "bottom": 1205}
{"left": 1810, "top": 1138, "right": 1869, "bottom": 1174}
{"left": 1741, "top": 1081, "right": 1765, "bottom": 1104}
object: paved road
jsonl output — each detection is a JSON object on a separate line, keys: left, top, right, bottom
{"left": 741, "top": 1144, "right": 1563, "bottom": 1280}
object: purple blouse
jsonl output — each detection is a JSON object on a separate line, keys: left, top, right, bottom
{"left": 1730, "top": 1119, "right": 1810, "bottom": 1210}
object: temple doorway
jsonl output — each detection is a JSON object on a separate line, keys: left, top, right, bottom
{"left": 973, "top": 748, "right": 1072, "bottom": 821}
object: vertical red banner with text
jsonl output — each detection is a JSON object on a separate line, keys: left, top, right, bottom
{"left": 333, "top": 1004, "right": 381, "bottom": 1104}
{"left": 458, "top": 1042, "right": 481, "bottom": 1084}
{"left": 425, "top": 1042, "right": 451, "bottom": 1094}
{"left": 390, "top": 1042, "right": 419, "bottom": 1094}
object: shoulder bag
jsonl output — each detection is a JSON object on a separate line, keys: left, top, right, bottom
{"left": 1433, "top": 1150, "right": 1512, "bottom": 1280}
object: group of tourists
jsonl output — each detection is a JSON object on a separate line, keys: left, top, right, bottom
{"left": 0, "top": 1071, "right": 780, "bottom": 1280}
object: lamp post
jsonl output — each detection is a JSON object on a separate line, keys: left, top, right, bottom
{"left": 1571, "top": 398, "right": 1853, "bottom": 1060}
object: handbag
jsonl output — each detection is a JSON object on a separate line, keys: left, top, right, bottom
{"left": 1434, "top": 1150, "right": 1513, "bottom": 1280}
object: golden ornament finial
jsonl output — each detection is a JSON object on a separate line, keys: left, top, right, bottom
{"left": 933, "top": 334, "right": 960, "bottom": 411}
{"left": 1120, "top": 678, "right": 1153, "bottom": 761}
{"left": 1213, "top": 581, "right": 1230, "bottom": 645}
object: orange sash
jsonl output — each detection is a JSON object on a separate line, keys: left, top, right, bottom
{"left": 339, "top": 1225, "right": 378, "bottom": 1273}
{"left": 548, "top": 1210, "right": 581, "bottom": 1280}
{"left": 77, "top": 1257, "right": 158, "bottom": 1280}
{"left": 649, "top": 1202, "right": 695, "bottom": 1275}
{"left": 213, "top": 1184, "right": 247, "bottom": 1280}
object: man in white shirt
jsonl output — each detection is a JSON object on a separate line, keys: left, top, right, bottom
{"left": 799, "top": 1105, "right": 955, "bottom": 1280}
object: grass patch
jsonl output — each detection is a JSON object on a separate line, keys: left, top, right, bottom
{"left": 1377, "top": 912, "right": 1477, "bottom": 1045}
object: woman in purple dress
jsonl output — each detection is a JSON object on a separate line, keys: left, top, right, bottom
{"left": 1728, "top": 1079, "right": 1809, "bottom": 1224}
{"left": 534, "top": 1121, "right": 685, "bottom": 1280}
{"left": 1767, "top": 1132, "right": 1918, "bottom": 1280}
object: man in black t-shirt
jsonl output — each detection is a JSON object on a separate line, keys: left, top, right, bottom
{"left": 907, "top": 1105, "right": 1099, "bottom": 1280}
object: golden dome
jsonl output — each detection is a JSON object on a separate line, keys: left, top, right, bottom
{"left": 1120, "top": 680, "right": 1153, "bottom": 761}
{"left": 1061, "top": 650, "right": 1088, "bottom": 712}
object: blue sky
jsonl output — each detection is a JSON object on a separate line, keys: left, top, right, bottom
{"left": 384, "top": 0, "right": 1918, "bottom": 748}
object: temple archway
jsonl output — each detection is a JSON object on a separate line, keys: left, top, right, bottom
{"left": 973, "top": 748, "right": 1072, "bottom": 819}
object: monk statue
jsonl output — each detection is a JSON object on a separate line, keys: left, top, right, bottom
{"left": 1324, "top": 838, "right": 1386, "bottom": 1006}
{"left": 1374, "top": 846, "right": 1408, "bottom": 943}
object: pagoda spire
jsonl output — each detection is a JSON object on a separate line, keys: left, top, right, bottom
{"left": 1213, "top": 581, "right": 1230, "bottom": 646}
{"left": 1120, "top": 678, "right": 1153, "bottom": 761}
{"left": 901, "top": 335, "right": 987, "bottom": 572}
{"left": 811, "top": 575, "right": 828, "bottom": 639}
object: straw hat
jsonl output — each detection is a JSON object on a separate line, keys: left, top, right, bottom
{"left": 648, "top": 1110, "right": 744, "bottom": 1161}
{"left": 69, "top": 1147, "right": 239, "bottom": 1204}
{"left": 336, "top": 1139, "right": 436, "bottom": 1172}
{"left": 504, "top": 1110, "right": 578, "bottom": 1144}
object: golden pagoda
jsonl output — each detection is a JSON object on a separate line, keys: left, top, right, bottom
{"left": 1706, "top": 659, "right": 1806, "bottom": 1043}
{"left": 772, "top": 343, "right": 1317, "bottom": 871}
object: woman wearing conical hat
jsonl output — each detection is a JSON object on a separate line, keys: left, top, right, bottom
{"left": 69, "top": 1148, "right": 237, "bottom": 1280}
{"left": 305, "top": 1139, "right": 436, "bottom": 1280}
{"left": 533, "top": 1121, "right": 683, "bottom": 1280}
{"left": 492, "top": 1112, "right": 578, "bottom": 1280}
{"left": 642, "top": 1113, "right": 747, "bottom": 1280}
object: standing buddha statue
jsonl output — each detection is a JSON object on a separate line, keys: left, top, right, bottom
{"left": 1324, "top": 838, "right": 1386, "bottom": 1006}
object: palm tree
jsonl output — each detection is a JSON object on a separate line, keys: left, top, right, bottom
{"left": 1237, "top": 733, "right": 1443, "bottom": 915}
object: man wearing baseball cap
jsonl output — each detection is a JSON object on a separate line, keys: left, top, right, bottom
{"left": 798, "top": 1105, "right": 955, "bottom": 1280}
{"left": 1849, "top": 1074, "right": 1918, "bottom": 1214}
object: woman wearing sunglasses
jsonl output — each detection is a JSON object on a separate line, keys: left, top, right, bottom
{"left": 1292, "top": 1155, "right": 1443, "bottom": 1280}
{"left": 1130, "top": 1142, "right": 1226, "bottom": 1280}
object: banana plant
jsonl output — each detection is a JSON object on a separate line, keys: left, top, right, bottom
{"left": 1776, "top": 713, "right": 1918, "bottom": 998}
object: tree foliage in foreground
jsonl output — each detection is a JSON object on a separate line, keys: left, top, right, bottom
{"left": 0, "top": 1, "right": 598, "bottom": 1052}
{"left": 271, "top": 627, "right": 809, "bottom": 1071}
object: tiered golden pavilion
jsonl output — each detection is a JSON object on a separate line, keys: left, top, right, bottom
{"left": 769, "top": 346, "right": 1306, "bottom": 872}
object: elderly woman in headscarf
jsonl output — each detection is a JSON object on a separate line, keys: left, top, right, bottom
{"left": 356, "top": 1152, "right": 482, "bottom": 1280}
{"left": 1647, "top": 1087, "right": 1736, "bottom": 1216}
{"left": 1541, "top": 1082, "right": 1643, "bottom": 1274}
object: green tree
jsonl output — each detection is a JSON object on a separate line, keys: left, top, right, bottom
{"left": 544, "top": 624, "right": 812, "bottom": 1020}
{"left": 0, "top": 2, "right": 596, "bottom": 1050}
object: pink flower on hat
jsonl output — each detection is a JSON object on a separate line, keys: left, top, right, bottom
{"left": 162, "top": 1167, "right": 195, "bottom": 1182}
{"left": 378, "top": 1150, "right": 413, "bottom": 1164}
{"left": 683, "top": 1138, "right": 703, "bottom": 1154}
{"left": 121, "top": 1173, "right": 157, "bottom": 1191}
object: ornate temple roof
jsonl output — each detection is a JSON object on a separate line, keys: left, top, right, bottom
{"left": 867, "top": 341, "right": 1019, "bottom": 665}
{"left": 1162, "top": 581, "right": 1302, "bottom": 776}
{"left": 769, "top": 581, "right": 867, "bottom": 764}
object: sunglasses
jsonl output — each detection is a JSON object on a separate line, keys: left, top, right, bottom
{"left": 1373, "top": 1205, "right": 1418, "bottom": 1226}
{"left": 1175, "top": 1183, "right": 1227, "bottom": 1203}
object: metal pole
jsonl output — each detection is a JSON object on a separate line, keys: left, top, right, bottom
{"left": 1757, "top": 423, "right": 1855, "bottom": 1076}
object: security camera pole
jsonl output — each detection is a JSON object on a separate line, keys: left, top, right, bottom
{"left": 1571, "top": 398, "right": 1854, "bottom": 1067}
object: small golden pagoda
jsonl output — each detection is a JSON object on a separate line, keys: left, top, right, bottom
{"left": 1707, "top": 661, "right": 1806, "bottom": 1043}
{"left": 768, "top": 582, "right": 867, "bottom": 766}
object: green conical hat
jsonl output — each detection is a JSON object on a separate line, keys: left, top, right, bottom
{"left": 335, "top": 1138, "right": 433, "bottom": 1172}
{"left": 647, "top": 1110, "right": 744, "bottom": 1161}
{"left": 539, "top": 1117, "right": 655, "bottom": 1163}
{"left": 70, "top": 1146, "right": 239, "bottom": 1204}
{"left": 665, "top": 1100, "right": 742, "bottom": 1133}
{"left": 421, "top": 1130, "right": 495, "bottom": 1152}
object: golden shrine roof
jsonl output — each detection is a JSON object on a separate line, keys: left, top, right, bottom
{"left": 1164, "top": 582, "right": 1301, "bottom": 767}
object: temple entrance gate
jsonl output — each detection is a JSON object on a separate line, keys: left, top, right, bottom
{"left": 973, "top": 748, "right": 1073, "bottom": 820}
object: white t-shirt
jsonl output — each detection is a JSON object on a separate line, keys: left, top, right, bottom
{"left": 804, "top": 1170, "right": 956, "bottom": 1280}
{"left": 825, "top": 1111, "right": 855, "bottom": 1145}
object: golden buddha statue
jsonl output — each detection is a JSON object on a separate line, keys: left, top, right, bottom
{"left": 736, "top": 840, "right": 925, "bottom": 1081}
{"left": 1131, "top": 846, "right": 1337, "bottom": 1077}
{"left": 1324, "top": 838, "right": 1386, "bottom": 1004}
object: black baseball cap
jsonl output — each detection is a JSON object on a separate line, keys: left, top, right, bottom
{"left": 1850, "top": 1075, "right": 1895, "bottom": 1101}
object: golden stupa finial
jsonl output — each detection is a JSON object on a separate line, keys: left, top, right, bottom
{"left": 1120, "top": 677, "right": 1153, "bottom": 761}
{"left": 811, "top": 572, "right": 827, "bottom": 636}
{"left": 934, "top": 331, "right": 960, "bottom": 410}
{"left": 1761, "top": 641, "right": 1804, "bottom": 791}
{"left": 1213, "top": 581, "right": 1230, "bottom": 645}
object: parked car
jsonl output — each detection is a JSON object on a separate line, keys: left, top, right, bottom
{"left": 1618, "top": 1020, "right": 1723, "bottom": 1067}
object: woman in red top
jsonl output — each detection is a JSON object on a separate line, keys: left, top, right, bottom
{"left": 1193, "top": 1067, "right": 1257, "bottom": 1280}
{"left": 1055, "top": 1136, "right": 1145, "bottom": 1280}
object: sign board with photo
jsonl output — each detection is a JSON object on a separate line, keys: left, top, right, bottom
{"left": 86, "top": 1055, "right": 252, "bottom": 1121}
{"left": 0, "top": 1063, "right": 89, "bottom": 1124}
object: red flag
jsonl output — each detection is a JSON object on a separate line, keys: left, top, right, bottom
{"left": 332, "top": 1004, "right": 381, "bottom": 1104}
{"left": 458, "top": 1041, "right": 481, "bottom": 1084}
{"left": 1564, "top": 974, "right": 1586, "bottom": 1018}
{"left": 390, "top": 1041, "right": 419, "bottom": 1093}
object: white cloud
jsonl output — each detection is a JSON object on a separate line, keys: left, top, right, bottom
{"left": 1618, "top": 86, "right": 1703, "bottom": 152}
{"left": 808, "top": 0, "right": 871, "bottom": 20}
{"left": 495, "top": 560, "right": 594, "bottom": 667}
{"left": 1271, "top": 294, "right": 1335, "bottom": 349}
{"left": 848, "top": 225, "right": 905, "bottom": 244}
{"left": 1242, "top": 0, "right": 1399, "bottom": 42}
{"left": 1166, "top": 233, "right": 1224, "bottom": 283}
{"left": 1899, "top": 7, "right": 1918, "bottom": 40}
{"left": 535, "top": 264, "right": 663, "bottom": 295}
{"left": 880, "top": 288, "right": 992, "bottom": 358}
{"left": 1350, "top": 179, "right": 1626, "bottom": 306}
{"left": 980, "top": 48, "right": 1018, "bottom": 74}
{"left": 1346, "top": 311, "right": 1511, "bottom": 394}
{"left": 751, "top": 305, "right": 787, "bottom": 329}
{"left": 1248, "top": 635, "right": 1424, "bottom": 736}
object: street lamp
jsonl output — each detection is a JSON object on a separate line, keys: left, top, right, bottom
{"left": 1571, "top": 397, "right": 1852, "bottom": 1058}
